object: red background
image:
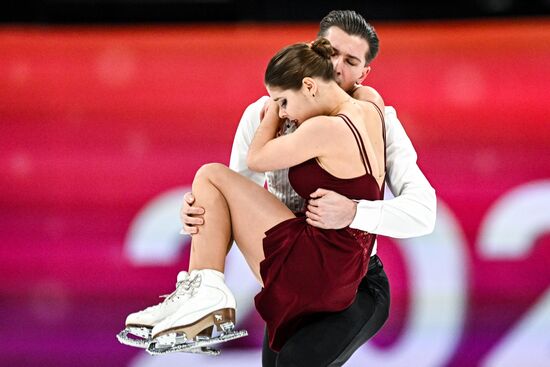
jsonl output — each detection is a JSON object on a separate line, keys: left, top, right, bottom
{"left": 1, "top": 19, "right": 549, "bottom": 366}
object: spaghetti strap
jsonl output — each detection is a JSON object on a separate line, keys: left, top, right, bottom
{"left": 365, "top": 100, "right": 384, "bottom": 123}
{"left": 337, "top": 114, "right": 372, "bottom": 175}
{"left": 363, "top": 100, "right": 387, "bottom": 170}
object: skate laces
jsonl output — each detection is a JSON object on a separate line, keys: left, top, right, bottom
{"left": 141, "top": 276, "right": 189, "bottom": 312}
{"left": 157, "top": 272, "right": 201, "bottom": 303}
{"left": 141, "top": 272, "right": 202, "bottom": 312}
{"left": 182, "top": 272, "right": 202, "bottom": 297}
{"left": 159, "top": 280, "right": 187, "bottom": 303}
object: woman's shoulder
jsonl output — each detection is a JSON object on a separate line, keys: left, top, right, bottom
{"left": 334, "top": 103, "right": 384, "bottom": 136}
{"left": 352, "top": 85, "right": 385, "bottom": 113}
{"left": 298, "top": 115, "right": 347, "bottom": 137}
{"left": 301, "top": 115, "right": 340, "bottom": 126}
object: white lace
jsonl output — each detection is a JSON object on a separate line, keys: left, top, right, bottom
{"left": 143, "top": 272, "right": 202, "bottom": 312}
{"left": 159, "top": 281, "right": 186, "bottom": 302}
{"left": 181, "top": 272, "right": 202, "bottom": 297}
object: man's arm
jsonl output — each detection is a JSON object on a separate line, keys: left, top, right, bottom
{"left": 229, "top": 96, "right": 270, "bottom": 185}
{"left": 307, "top": 106, "right": 436, "bottom": 238}
{"left": 349, "top": 107, "right": 436, "bottom": 237}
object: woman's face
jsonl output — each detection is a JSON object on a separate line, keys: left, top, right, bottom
{"left": 266, "top": 85, "right": 317, "bottom": 125}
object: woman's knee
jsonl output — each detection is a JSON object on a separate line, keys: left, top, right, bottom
{"left": 194, "top": 162, "right": 229, "bottom": 183}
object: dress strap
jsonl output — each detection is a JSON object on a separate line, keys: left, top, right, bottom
{"left": 363, "top": 100, "right": 387, "bottom": 170}
{"left": 337, "top": 114, "right": 372, "bottom": 175}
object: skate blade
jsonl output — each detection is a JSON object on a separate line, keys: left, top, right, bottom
{"left": 116, "top": 327, "right": 151, "bottom": 349}
{"left": 146, "top": 329, "right": 248, "bottom": 356}
{"left": 148, "top": 343, "right": 221, "bottom": 356}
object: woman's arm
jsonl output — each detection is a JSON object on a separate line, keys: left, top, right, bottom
{"left": 247, "top": 100, "right": 332, "bottom": 173}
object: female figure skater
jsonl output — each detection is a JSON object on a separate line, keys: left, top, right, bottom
{"left": 125, "top": 37, "right": 386, "bottom": 355}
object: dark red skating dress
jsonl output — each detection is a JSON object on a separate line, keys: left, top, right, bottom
{"left": 254, "top": 106, "right": 386, "bottom": 352}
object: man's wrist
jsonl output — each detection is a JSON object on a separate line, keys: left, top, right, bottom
{"left": 349, "top": 200, "right": 381, "bottom": 233}
{"left": 349, "top": 199, "right": 358, "bottom": 226}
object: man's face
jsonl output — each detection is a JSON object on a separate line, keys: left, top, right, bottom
{"left": 323, "top": 26, "right": 370, "bottom": 93}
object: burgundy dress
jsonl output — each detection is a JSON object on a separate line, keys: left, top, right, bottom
{"left": 254, "top": 105, "right": 387, "bottom": 352}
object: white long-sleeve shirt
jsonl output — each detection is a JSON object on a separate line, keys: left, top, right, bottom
{"left": 229, "top": 96, "right": 436, "bottom": 255}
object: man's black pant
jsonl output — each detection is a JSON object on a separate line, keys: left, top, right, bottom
{"left": 262, "top": 255, "right": 390, "bottom": 367}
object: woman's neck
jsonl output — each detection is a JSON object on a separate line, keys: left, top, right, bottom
{"left": 322, "top": 83, "right": 353, "bottom": 116}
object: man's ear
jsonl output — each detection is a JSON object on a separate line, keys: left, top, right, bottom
{"left": 302, "top": 77, "right": 318, "bottom": 97}
{"left": 357, "top": 66, "right": 371, "bottom": 84}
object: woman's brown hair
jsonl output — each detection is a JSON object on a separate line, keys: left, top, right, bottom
{"left": 264, "top": 37, "right": 335, "bottom": 90}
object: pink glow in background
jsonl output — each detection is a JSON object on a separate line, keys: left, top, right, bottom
{"left": 1, "top": 20, "right": 550, "bottom": 366}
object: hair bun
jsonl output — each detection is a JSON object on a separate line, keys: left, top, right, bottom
{"left": 310, "top": 37, "right": 333, "bottom": 60}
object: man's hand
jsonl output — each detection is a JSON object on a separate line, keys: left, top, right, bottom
{"left": 180, "top": 192, "right": 205, "bottom": 235}
{"left": 306, "top": 188, "right": 357, "bottom": 229}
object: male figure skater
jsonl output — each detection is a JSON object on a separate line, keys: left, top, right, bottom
{"left": 182, "top": 10, "right": 436, "bottom": 366}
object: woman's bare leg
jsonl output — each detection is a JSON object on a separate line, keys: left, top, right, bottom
{"left": 188, "top": 163, "right": 295, "bottom": 284}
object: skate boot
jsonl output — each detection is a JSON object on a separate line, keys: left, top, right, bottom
{"left": 147, "top": 269, "right": 248, "bottom": 356}
{"left": 117, "top": 271, "right": 191, "bottom": 349}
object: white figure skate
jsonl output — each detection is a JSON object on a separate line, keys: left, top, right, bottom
{"left": 147, "top": 269, "right": 248, "bottom": 356}
{"left": 117, "top": 271, "right": 192, "bottom": 349}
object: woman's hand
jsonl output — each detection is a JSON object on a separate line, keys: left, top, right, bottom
{"left": 259, "top": 98, "right": 270, "bottom": 121}
{"left": 262, "top": 98, "right": 286, "bottom": 135}
{"left": 262, "top": 98, "right": 279, "bottom": 120}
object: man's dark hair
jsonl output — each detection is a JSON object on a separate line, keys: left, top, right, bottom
{"left": 318, "top": 10, "right": 379, "bottom": 65}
